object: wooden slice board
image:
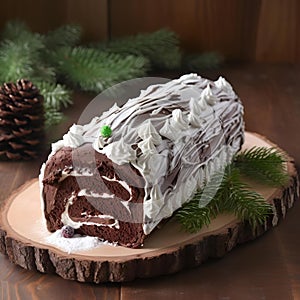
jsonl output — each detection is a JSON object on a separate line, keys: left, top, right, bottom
{"left": 0, "top": 132, "right": 298, "bottom": 283}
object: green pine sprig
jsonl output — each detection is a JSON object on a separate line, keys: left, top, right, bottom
{"left": 1, "top": 20, "right": 28, "bottom": 40}
{"left": 1, "top": 20, "right": 44, "bottom": 47}
{"left": 37, "top": 81, "right": 72, "bottom": 110}
{"left": 220, "top": 166, "right": 272, "bottom": 228}
{"left": 44, "top": 24, "right": 82, "bottom": 49}
{"left": 176, "top": 147, "right": 287, "bottom": 233}
{"left": 0, "top": 21, "right": 44, "bottom": 83}
{"left": 44, "top": 107, "right": 65, "bottom": 127}
{"left": 31, "top": 63, "right": 56, "bottom": 83}
{"left": 50, "top": 46, "right": 148, "bottom": 92}
{"left": 36, "top": 81, "right": 72, "bottom": 127}
{"left": 176, "top": 202, "right": 212, "bottom": 233}
{"left": 97, "top": 29, "right": 182, "bottom": 70}
{"left": 0, "top": 40, "right": 35, "bottom": 82}
{"left": 234, "top": 147, "right": 289, "bottom": 187}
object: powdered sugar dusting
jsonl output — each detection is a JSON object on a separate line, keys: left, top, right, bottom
{"left": 45, "top": 229, "right": 117, "bottom": 254}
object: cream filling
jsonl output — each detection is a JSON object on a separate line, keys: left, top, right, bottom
{"left": 59, "top": 168, "right": 94, "bottom": 182}
{"left": 78, "top": 189, "right": 114, "bottom": 199}
{"left": 78, "top": 189, "right": 132, "bottom": 214}
{"left": 101, "top": 175, "right": 133, "bottom": 201}
{"left": 61, "top": 193, "right": 120, "bottom": 229}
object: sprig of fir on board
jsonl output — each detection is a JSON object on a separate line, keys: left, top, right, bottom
{"left": 0, "top": 20, "right": 223, "bottom": 126}
{"left": 175, "top": 147, "right": 289, "bottom": 233}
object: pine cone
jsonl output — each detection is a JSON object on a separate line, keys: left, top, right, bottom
{"left": 0, "top": 79, "right": 45, "bottom": 160}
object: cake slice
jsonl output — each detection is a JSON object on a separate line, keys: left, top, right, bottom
{"left": 40, "top": 74, "right": 244, "bottom": 248}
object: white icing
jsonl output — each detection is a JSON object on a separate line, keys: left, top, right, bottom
{"left": 100, "top": 138, "right": 136, "bottom": 165}
{"left": 120, "top": 200, "right": 131, "bottom": 214}
{"left": 176, "top": 73, "right": 201, "bottom": 84}
{"left": 95, "top": 136, "right": 106, "bottom": 149}
{"left": 41, "top": 73, "right": 244, "bottom": 237}
{"left": 215, "top": 76, "right": 232, "bottom": 90}
{"left": 61, "top": 194, "right": 78, "bottom": 228}
{"left": 214, "top": 76, "right": 235, "bottom": 97}
{"left": 188, "top": 97, "right": 204, "bottom": 127}
{"left": 143, "top": 146, "right": 230, "bottom": 234}
{"left": 143, "top": 185, "right": 164, "bottom": 218}
{"left": 51, "top": 120, "right": 100, "bottom": 154}
{"left": 190, "top": 97, "right": 203, "bottom": 115}
{"left": 170, "top": 109, "right": 189, "bottom": 131}
{"left": 138, "top": 137, "right": 156, "bottom": 154}
{"left": 101, "top": 102, "right": 120, "bottom": 120}
{"left": 159, "top": 118, "right": 181, "bottom": 141}
{"left": 137, "top": 121, "right": 162, "bottom": 145}
{"left": 200, "top": 84, "right": 218, "bottom": 106}
{"left": 38, "top": 163, "right": 47, "bottom": 227}
{"left": 62, "top": 124, "right": 85, "bottom": 148}
{"left": 51, "top": 140, "right": 65, "bottom": 153}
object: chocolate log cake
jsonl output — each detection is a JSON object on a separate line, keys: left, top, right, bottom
{"left": 40, "top": 74, "right": 244, "bottom": 248}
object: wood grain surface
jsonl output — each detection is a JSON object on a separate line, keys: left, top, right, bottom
{"left": 0, "top": 64, "right": 299, "bottom": 298}
{"left": 1, "top": 1, "right": 300, "bottom": 61}
{"left": 110, "top": 0, "right": 258, "bottom": 60}
{"left": 0, "top": 0, "right": 108, "bottom": 42}
{"left": 109, "top": 0, "right": 300, "bottom": 63}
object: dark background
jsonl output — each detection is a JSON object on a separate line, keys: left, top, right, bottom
{"left": 0, "top": 0, "right": 300, "bottom": 62}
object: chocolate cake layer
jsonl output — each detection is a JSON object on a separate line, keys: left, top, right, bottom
{"left": 43, "top": 143, "right": 146, "bottom": 248}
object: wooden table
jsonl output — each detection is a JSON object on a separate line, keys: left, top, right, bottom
{"left": 0, "top": 64, "right": 299, "bottom": 300}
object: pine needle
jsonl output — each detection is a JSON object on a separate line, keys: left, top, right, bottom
{"left": 0, "top": 20, "right": 44, "bottom": 83}
{"left": 177, "top": 146, "right": 288, "bottom": 233}
{"left": 1, "top": 20, "right": 44, "bottom": 51}
{"left": 35, "top": 81, "right": 72, "bottom": 127}
{"left": 176, "top": 165, "right": 273, "bottom": 233}
{"left": 175, "top": 202, "right": 211, "bottom": 233}
{"left": 31, "top": 63, "right": 56, "bottom": 83}
{"left": 1, "top": 20, "right": 28, "bottom": 40}
{"left": 234, "top": 147, "right": 289, "bottom": 186}
{"left": 221, "top": 166, "right": 272, "bottom": 228}
{"left": 98, "top": 29, "right": 182, "bottom": 70}
{"left": 44, "top": 24, "right": 82, "bottom": 49}
{"left": 50, "top": 46, "right": 148, "bottom": 92}
{"left": 44, "top": 107, "right": 65, "bottom": 127}
{"left": 0, "top": 40, "right": 35, "bottom": 82}
{"left": 36, "top": 81, "right": 72, "bottom": 110}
